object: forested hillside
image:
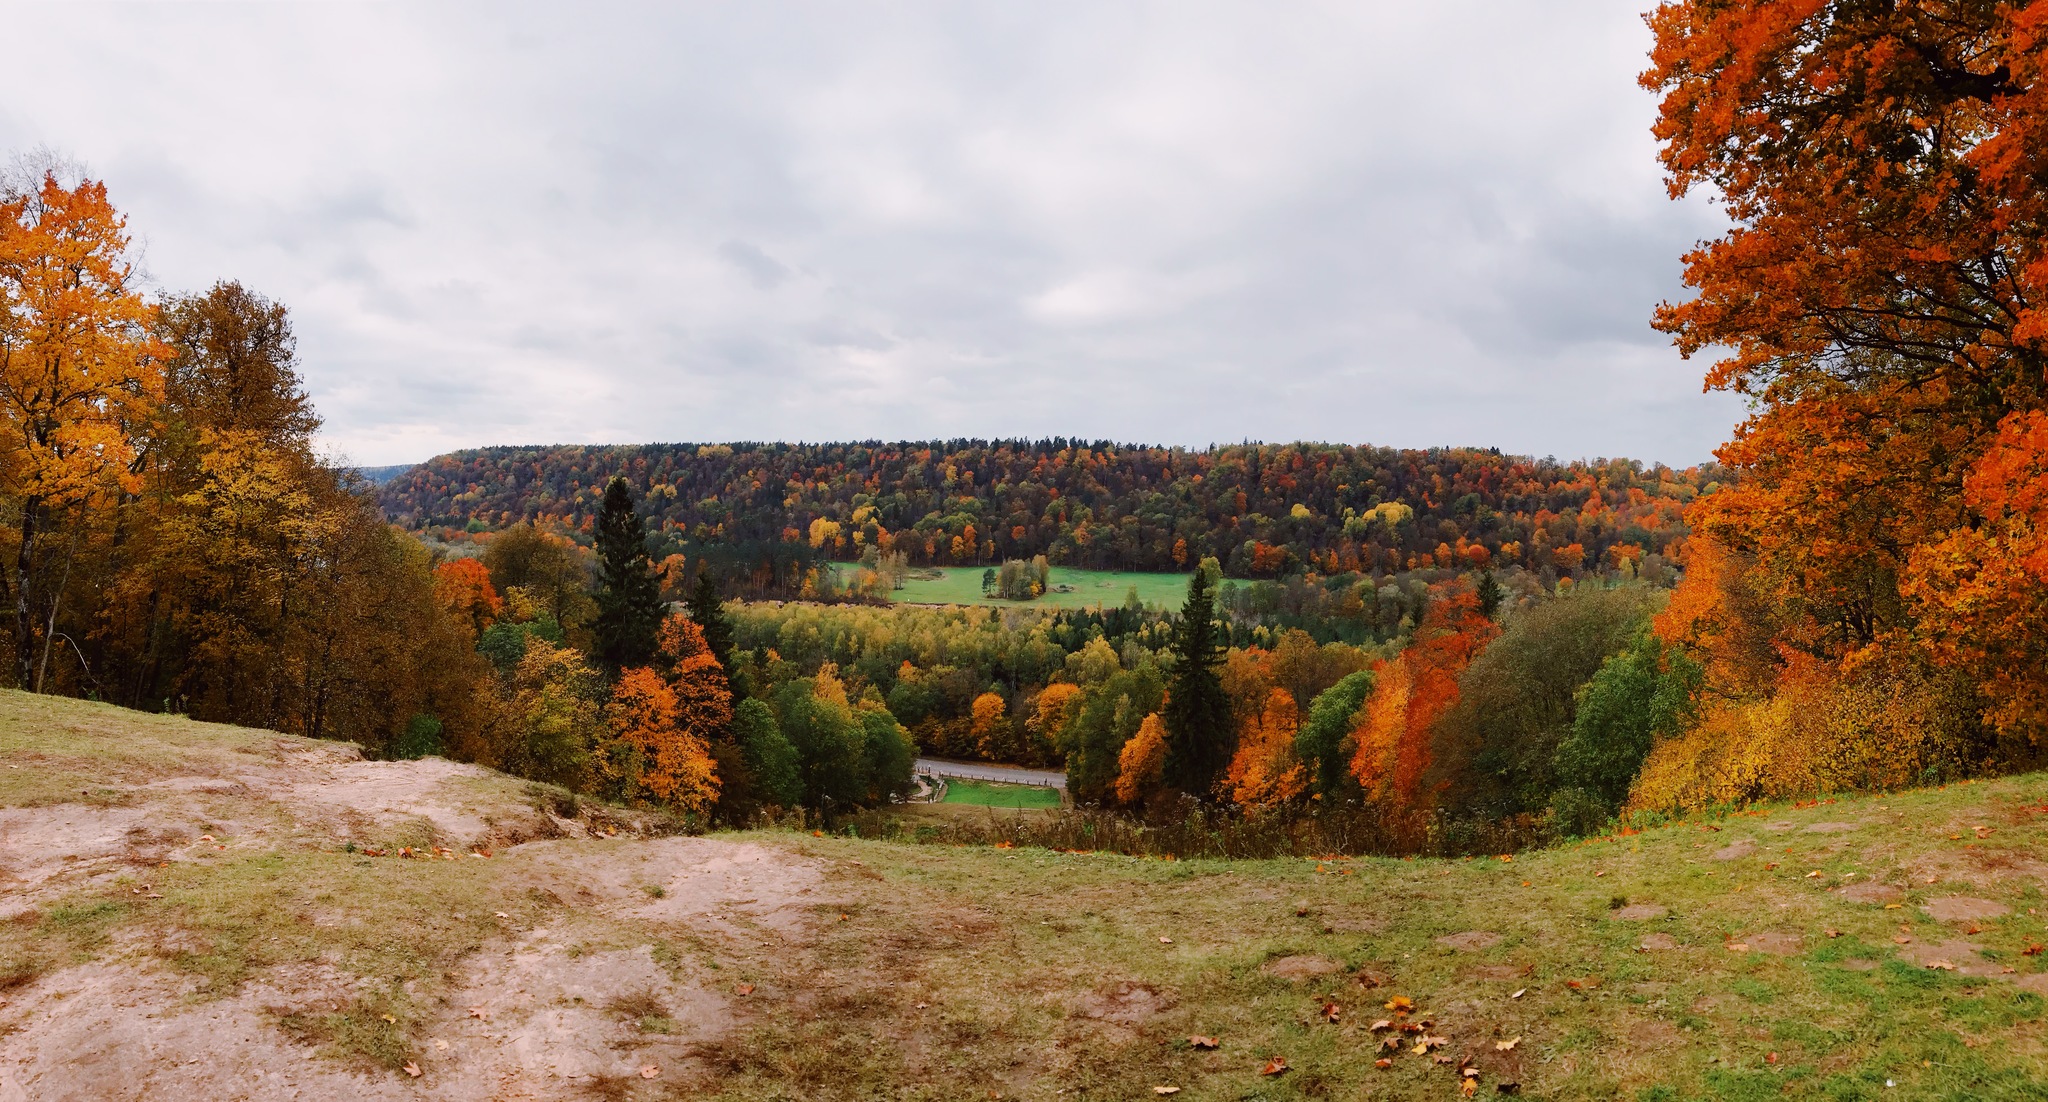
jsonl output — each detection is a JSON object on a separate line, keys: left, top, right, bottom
{"left": 379, "top": 441, "right": 1718, "bottom": 579}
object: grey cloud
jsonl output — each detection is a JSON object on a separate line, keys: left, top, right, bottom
{"left": 0, "top": 1, "right": 1746, "bottom": 466}
{"left": 717, "top": 239, "right": 793, "bottom": 290}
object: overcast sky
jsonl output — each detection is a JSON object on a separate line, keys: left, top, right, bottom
{"left": 0, "top": 2, "right": 1745, "bottom": 467}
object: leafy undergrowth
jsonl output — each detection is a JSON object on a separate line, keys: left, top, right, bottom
{"left": 8, "top": 691, "right": 2048, "bottom": 1099}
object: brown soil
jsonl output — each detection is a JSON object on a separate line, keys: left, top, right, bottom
{"left": 1435, "top": 931, "right": 1503, "bottom": 952}
{"left": 1638, "top": 933, "right": 1679, "bottom": 951}
{"left": 1260, "top": 954, "right": 1345, "bottom": 981}
{"left": 1609, "top": 904, "right": 1667, "bottom": 921}
{"left": 1711, "top": 840, "right": 1756, "bottom": 861}
{"left": 1834, "top": 882, "right": 1904, "bottom": 905}
{"left": 1921, "top": 896, "right": 2012, "bottom": 923}
{"left": 1075, "top": 980, "right": 1174, "bottom": 1025}
{"left": 1804, "top": 822, "right": 1860, "bottom": 834}
{"left": 1732, "top": 932, "right": 1803, "bottom": 956}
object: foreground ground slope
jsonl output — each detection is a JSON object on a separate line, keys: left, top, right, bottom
{"left": 4, "top": 694, "right": 2048, "bottom": 1100}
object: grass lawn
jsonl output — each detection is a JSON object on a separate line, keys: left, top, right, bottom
{"left": 891, "top": 565, "right": 1191, "bottom": 610}
{"left": 939, "top": 778, "right": 1065, "bottom": 809}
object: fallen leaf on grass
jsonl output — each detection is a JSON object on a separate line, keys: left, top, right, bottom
{"left": 1462, "top": 1076, "right": 1479, "bottom": 1096}
{"left": 1894, "top": 937, "right": 1913, "bottom": 945}
{"left": 467, "top": 1006, "right": 489, "bottom": 1021}
{"left": 1369, "top": 1019, "right": 1394, "bottom": 1033}
{"left": 432, "top": 1039, "right": 448, "bottom": 1051}
{"left": 1260, "top": 1056, "right": 1288, "bottom": 1076}
{"left": 199, "top": 835, "right": 215, "bottom": 842}
{"left": 1379, "top": 1037, "right": 1403, "bottom": 1052}
{"left": 1153, "top": 1088, "right": 1181, "bottom": 1096}
{"left": 639, "top": 1065, "right": 660, "bottom": 1079}
{"left": 1726, "top": 943, "right": 1750, "bottom": 952}
{"left": 1826, "top": 928, "right": 1841, "bottom": 938}
{"left": 1384, "top": 995, "right": 1414, "bottom": 1014}
{"left": 1927, "top": 960, "right": 1957, "bottom": 971}
{"left": 1496, "top": 1036, "right": 1521, "bottom": 1051}
{"left": 1158, "top": 936, "right": 1173, "bottom": 944}
{"left": 1414, "top": 1035, "right": 1446, "bottom": 1054}
{"left": 1805, "top": 871, "right": 1824, "bottom": 878}
{"left": 1510, "top": 988, "right": 1525, "bottom": 999}
{"left": 1188, "top": 1035, "right": 1218, "bottom": 1049}
{"left": 380, "top": 1014, "right": 396, "bottom": 1024}
{"left": 493, "top": 911, "right": 509, "bottom": 919}
{"left": 735, "top": 983, "right": 754, "bottom": 996}
{"left": 1374, "top": 1058, "right": 1393, "bottom": 1070}
{"left": 2023, "top": 944, "right": 2044, "bottom": 957}
{"left": 403, "top": 1062, "right": 421, "bottom": 1078}
{"left": 1319, "top": 1002, "right": 1341, "bottom": 1023}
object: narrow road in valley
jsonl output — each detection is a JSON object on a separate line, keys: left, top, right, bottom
{"left": 914, "top": 757, "right": 1067, "bottom": 790}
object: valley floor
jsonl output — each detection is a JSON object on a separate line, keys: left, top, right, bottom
{"left": 4, "top": 692, "right": 2048, "bottom": 1100}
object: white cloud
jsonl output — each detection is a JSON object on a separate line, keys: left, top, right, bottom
{"left": 0, "top": 0, "right": 1744, "bottom": 466}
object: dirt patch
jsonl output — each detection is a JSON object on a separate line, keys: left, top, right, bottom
{"left": 1895, "top": 938, "right": 2005, "bottom": 977}
{"left": 1435, "top": 931, "right": 1502, "bottom": 952}
{"left": 1764, "top": 821, "right": 1799, "bottom": 833}
{"left": 1921, "top": 896, "right": 2011, "bottom": 923}
{"left": 424, "top": 941, "right": 728, "bottom": 1095}
{"left": 1638, "top": 933, "right": 1679, "bottom": 951}
{"left": 1464, "top": 963, "right": 1529, "bottom": 980}
{"left": 1261, "top": 954, "right": 1345, "bottom": 982}
{"left": 1732, "top": 932, "right": 1803, "bottom": 956}
{"left": 2016, "top": 973, "right": 2048, "bottom": 995}
{"left": 1836, "top": 959, "right": 1878, "bottom": 971}
{"left": 1804, "top": 821, "right": 1859, "bottom": 834}
{"left": 1712, "top": 840, "right": 1757, "bottom": 861}
{"left": 520, "top": 836, "right": 830, "bottom": 937}
{"left": 268, "top": 758, "right": 523, "bottom": 848}
{"left": 1076, "top": 981, "right": 1174, "bottom": 1025}
{"left": 1835, "top": 882, "right": 1904, "bottom": 905}
{"left": 1609, "top": 904, "right": 1667, "bottom": 921}
{"left": 0, "top": 961, "right": 408, "bottom": 1102}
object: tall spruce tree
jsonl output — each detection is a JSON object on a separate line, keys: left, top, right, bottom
{"left": 592, "top": 476, "right": 662, "bottom": 670}
{"left": 1161, "top": 568, "right": 1233, "bottom": 800}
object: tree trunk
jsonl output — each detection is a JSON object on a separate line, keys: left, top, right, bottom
{"left": 15, "top": 499, "right": 40, "bottom": 692}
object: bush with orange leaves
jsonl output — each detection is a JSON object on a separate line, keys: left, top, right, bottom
{"left": 600, "top": 667, "right": 720, "bottom": 813}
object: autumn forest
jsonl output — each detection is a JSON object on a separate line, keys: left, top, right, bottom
{"left": 5, "top": 0, "right": 2048, "bottom": 863}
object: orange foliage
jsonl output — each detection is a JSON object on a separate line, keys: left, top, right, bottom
{"left": 1349, "top": 589, "right": 1497, "bottom": 809}
{"left": 1905, "top": 411, "right": 2048, "bottom": 738}
{"left": 970, "top": 691, "right": 1010, "bottom": 759}
{"left": 1226, "top": 687, "right": 1305, "bottom": 808}
{"left": 1643, "top": 1, "right": 2048, "bottom": 736}
{"left": 657, "top": 613, "right": 734, "bottom": 745}
{"left": 604, "top": 666, "right": 719, "bottom": 812}
{"left": 433, "top": 558, "right": 502, "bottom": 640}
{"left": 1115, "top": 713, "right": 1169, "bottom": 806}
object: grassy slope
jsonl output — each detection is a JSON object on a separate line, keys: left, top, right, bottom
{"left": 891, "top": 566, "right": 1190, "bottom": 610}
{"left": 9, "top": 694, "right": 2048, "bottom": 1100}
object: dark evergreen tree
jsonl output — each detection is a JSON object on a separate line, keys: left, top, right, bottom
{"left": 592, "top": 476, "right": 662, "bottom": 670}
{"left": 685, "top": 568, "right": 749, "bottom": 699}
{"left": 1161, "top": 569, "right": 1233, "bottom": 799}
{"left": 1476, "top": 569, "right": 1503, "bottom": 619}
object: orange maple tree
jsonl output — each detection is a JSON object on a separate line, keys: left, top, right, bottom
{"left": 1645, "top": 1, "right": 2048, "bottom": 737}
{"left": 433, "top": 558, "right": 503, "bottom": 641}
{"left": 0, "top": 172, "right": 166, "bottom": 689}
{"left": 1226, "top": 687, "right": 1306, "bottom": 808}
{"left": 605, "top": 666, "right": 720, "bottom": 812}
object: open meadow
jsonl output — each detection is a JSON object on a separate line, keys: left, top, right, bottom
{"left": 890, "top": 566, "right": 1191, "bottom": 610}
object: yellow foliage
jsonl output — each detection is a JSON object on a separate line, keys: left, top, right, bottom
{"left": 1627, "top": 652, "right": 1979, "bottom": 813}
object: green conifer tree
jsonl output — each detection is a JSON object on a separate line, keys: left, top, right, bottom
{"left": 1161, "top": 569, "right": 1233, "bottom": 800}
{"left": 592, "top": 476, "right": 662, "bottom": 670}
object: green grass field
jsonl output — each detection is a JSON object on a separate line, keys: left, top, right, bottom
{"left": 891, "top": 565, "right": 1192, "bottom": 610}
{"left": 938, "top": 778, "right": 1065, "bottom": 809}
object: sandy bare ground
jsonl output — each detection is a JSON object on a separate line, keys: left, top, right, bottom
{"left": 0, "top": 739, "right": 830, "bottom": 1102}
